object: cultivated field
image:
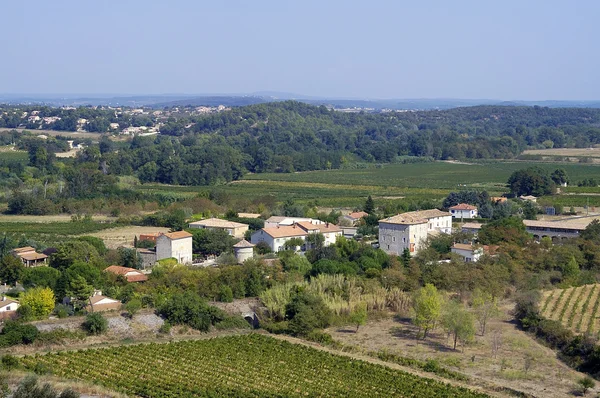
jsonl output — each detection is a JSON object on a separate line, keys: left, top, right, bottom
{"left": 19, "top": 334, "right": 488, "bottom": 398}
{"left": 0, "top": 127, "right": 102, "bottom": 140}
{"left": 523, "top": 148, "right": 600, "bottom": 158}
{"left": 541, "top": 284, "right": 600, "bottom": 335}
{"left": 83, "top": 225, "right": 170, "bottom": 249}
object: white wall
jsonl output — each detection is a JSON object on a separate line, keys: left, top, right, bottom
{"left": 156, "top": 236, "right": 192, "bottom": 264}
{"left": 450, "top": 209, "right": 477, "bottom": 219}
{"left": 379, "top": 222, "right": 429, "bottom": 255}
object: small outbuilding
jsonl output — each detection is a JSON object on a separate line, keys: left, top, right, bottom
{"left": 233, "top": 239, "right": 255, "bottom": 264}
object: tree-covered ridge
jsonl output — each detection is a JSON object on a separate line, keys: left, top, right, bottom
{"left": 5, "top": 101, "right": 600, "bottom": 187}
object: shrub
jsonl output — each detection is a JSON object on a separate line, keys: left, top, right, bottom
{"left": 214, "top": 316, "right": 252, "bottom": 330}
{"left": 578, "top": 376, "right": 595, "bottom": 395}
{"left": 217, "top": 285, "right": 234, "bottom": 303}
{"left": 125, "top": 298, "right": 142, "bottom": 318}
{"left": 306, "top": 330, "right": 334, "bottom": 345}
{"left": 1, "top": 354, "right": 20, "bottom": 370}
{"left": 82, "top": 313, "right": 108, "bottom": 335}
{"left": 0, "top": 321, "right": 39, "bottom": 346}
{"left": 158, "top": 321, "right": 172, "bottom": 334}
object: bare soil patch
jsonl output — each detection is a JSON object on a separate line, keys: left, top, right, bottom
{"left": 325, "top": 308, "right": 593, "bottom": 398}
{"left": 82, "top": 226, "right": 169, "bottom": 249}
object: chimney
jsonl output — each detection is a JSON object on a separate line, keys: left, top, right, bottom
{"left": 1, "top": 296, "right": 5, "bottom": 302}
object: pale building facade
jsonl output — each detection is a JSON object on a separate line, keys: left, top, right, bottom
{"left": 156, "top": 231, "right": 193, "bottom": 264}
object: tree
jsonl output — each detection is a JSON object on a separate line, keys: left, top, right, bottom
{"left": 82, "top": 312, "right": 108, "bottom": 335}
{"left": 471, "top": 288, "right": 499, "bottom": 336}
{"left": 50, "top": 241, "right": 101, "bottom": 271}
{"left": 551, "top": 168, "right": 569, "bottom": 186}
{"left": 521, "top": 200, "right": 538, "bottom": 220}
{"left": 125, "top": 298, "right": 142, "bottom": 318}
{"left": 285, "top": 287, "right": 332, "bottom": 336}
{"left": 22, "top": 266, "right": 61, "bottom": 291}
{"left": 412, "top": 283, "right": 443, "bottom": 339}
{"left": 191, "top": 229, "right": 236, "bottom": 257}
{"left": 350, "top": 302, "right": 368, "bottom": 332}
{"left": 578, "top": 376, "right": 595, "bottom": 395}
{"left": 364, "top": 195, "right": 375, "bottom": 215}
{"left": 0, "top": 255, "right": 25, "bottom": 286}
{"left": 118, "top": 247, "right": 142, "bottom": 269}
{"left": 507, "top": 167, "right": 556, "bottom": 196}
{"left": 441, "top": 300, "right": 475, "bottom": 350}
{"left": 66, "top": 275, "right": 94, "bottom": 311}
{"left": 19, "top": 287, "right": 55, "bottom": 320}
{"left": 401, "top": 248, "right": 411, "bottom": 267}
{"left": 562, "top": 256, "right": 580, "bottom": 280}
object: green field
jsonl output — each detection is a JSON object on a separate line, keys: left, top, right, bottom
{"left": 0, "top": 149, "right": 28, "bottom": 163}
{"left": 19, "top": 334, "right": 487, "bottom": 398}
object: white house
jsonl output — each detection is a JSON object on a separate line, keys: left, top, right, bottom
{"left": 0, "top": 296, "right": 19, "bottom": 320}
{"left": 188, "top": 218, "right": 249, "bottom": 239}
{"left": 264, "top": 216, "right": 324, "bottom": 229}
{"left": 156, "top": 231, "right": 193, "bottom": 264}
{"left": 250, "top": 221, "right": 342, "bottom": 252}
{"left": 449, "top": 203, "right": 478, "bottom": 219}
{"left": 451, "top": 243, "right": 484, "bottom": 262}
{"left": 378, "top": 209, "right": 452, "bottom": 255}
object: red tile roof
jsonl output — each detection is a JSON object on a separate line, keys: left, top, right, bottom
{"left": 450, "top": 203, "right": 477, "bottom": 210}
{"left": 160, "top": 231, "right": 192, "bottom": 240}
{"left": 104, "top": 265, "right": 148, "bottom": 282}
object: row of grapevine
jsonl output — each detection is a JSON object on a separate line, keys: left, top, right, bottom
{"left": 541, "top": 283, "right": 600, "bottom": 335}
{"left": 19, "top": 334, "right": 488, "bottom": 398}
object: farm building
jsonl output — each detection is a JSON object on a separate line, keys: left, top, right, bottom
{"left": 524, "top": 220, "right": 586, "bottom": 241}
{"left": 188, "top": 218, "right": 249, "bottom": 239}
{"left": 264, "top": 216, "right": 323, "bottom": 229}
{"left": 461, "top": 222, "right": 483, "bottom": 235}
{"left": 451, "top": 243, "right": 484, "bottom": 262}
{"left": 86, "top": 292, "right": 121, "bottom": 312}
{"left": 136, "top": 248, "right": 158, "bottom": 269}
{"left": 233, "top": 239, "right": 255, "bottom": 263}
{"left": 138, "top": 233, "right": 160, "bottom": 244}
{"left": 156, "top": 231, "right": 193, "bottom": 264}
{"left": 449, "top": 203, "right": 478, "bottom": 219}
{"left": 342, "top": 211, "right": 369, "bottom": 226}
{"left": 0, "top": 296, "right": 19, "bottom": 320}
{"left": 11, "top": 247, "right": 48, "bottom": 267}
{"left": 378, "top": 209, "right": 452, "bottom": 256}
{"left": 251, "top": 221, "right": 342, "bottom": 252}
{"left": 104, "top": 265, "right": 148, "bottom": 283}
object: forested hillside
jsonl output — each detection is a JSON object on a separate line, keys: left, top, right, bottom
{"left": 3, "top": 102, "right": 600, "bottom": 188}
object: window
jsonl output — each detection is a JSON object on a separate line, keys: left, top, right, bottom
{"left": 6, "top": 306, "right": 10, "bottom": 311}
{"left": 403, "top": 237, "right": 406, "bottom": 243}
{"left": 387, "top": 245, "right": 390, "bottom": 250}
{"left": 392, "top": 236, "right": 396, "bottom": 242}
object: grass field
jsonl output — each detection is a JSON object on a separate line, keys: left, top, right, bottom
{"left": 541, "top": 284, "right": 600, "bottom": 335}
{"left": 523, "top": 148, "right": 600, "bottom": 158}
{"left": 19, "top": 334, "right": 487, "bottom": 398}
{"left": 0, "top": 127, "right": 103, "bottom": 140}
{"left": 0, "top": 147, "right": 28, "bottom": 162}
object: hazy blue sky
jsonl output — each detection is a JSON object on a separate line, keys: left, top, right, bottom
{"left": 2, "top": 1, "right": 598, "bottom": 100}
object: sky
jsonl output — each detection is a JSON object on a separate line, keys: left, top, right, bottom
{"left": 1, "top": 0, "right": 599, "bottom": 100}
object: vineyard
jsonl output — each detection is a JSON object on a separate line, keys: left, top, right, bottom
{"left": 19, "top": 334, "right": 488, "bottom": 398}
{"left": 541, "top": 283, "right": 600, "bottom": 335}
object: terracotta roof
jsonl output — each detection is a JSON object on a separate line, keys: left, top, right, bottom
{"left": 104, "top": 265, "right": 148, "bottom": 282}
{"left": 296, "top": 221, "right": 319, "bottom": 231}
{"left": 347, "top": 211, "right": 369, "bottom": 219}
{"left": 450, "top": 203, "right": 477, "bottom": 210}
{"left": 452, "top": 243, "right": 477, "bottom": 251}
{"left": 523, "top": 220, "right": 585, "bottom": 231}
{"left": 258, "top": 225, "right": 308, "bottom": 239}
{"left": 238, "top": 213, "right": 261, "bottom": 219}
{"left": 233, "top": 239, "right": 255, "bottom": 248}
{"left": 188, "top": 218, "right": 248, "bottom": 229}
{"left": 12, "top": 247, "right": 35, "bottom": 254}
{"left": 89, "top": 295, "right": 120, "bottom": 305}
{"left": 160, "top": 231, "right": 192, "bottom": 240}
{"left": 0, "top": 298, "right": 18, "bottom": 308}
{"left": 461, "top": 222, "right": 483, "bottom": 230}
{"left": 380, "top": 209, "right": 451, "bottom": 225}
{"left": 19, "top": 252, "right": 48, "bottom": 261}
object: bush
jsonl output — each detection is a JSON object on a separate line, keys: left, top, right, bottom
{"left": 12, "top": 375, "right": 80, "bottom": 398}
{"left": 158, "top": 321, "right": 172, "bottom": 334}
{"left": 578, "top": 376, "right": 595, "bottom": 395}
{"left": 214, "top": 316, "right": 252, "bottom": 330}
{"left": 217, "top": 285, "right": 234, "bottom": 303}
{"left": 261, "top": 320, "right": 289, "bottom": 334}
{"left": 82, "top": 313, "right": 108, "bottom": 335}
{"left": 0, "top": 321, "right": 39, "bottom": 347}
{"left": 306, "top": 330, "right": 334, "bottom": 345}
{"left": 1, "top": 354, "right": 20, "bottom": 370}
{"left": 54, "top": 304, "right": 73, "bottom": 319}
{"left": 125, "top": 298, "right": 142, "bottom": 318}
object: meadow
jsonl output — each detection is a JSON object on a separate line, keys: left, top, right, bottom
{"left": 19, "top": 334, "right": 488, "bottom": 398}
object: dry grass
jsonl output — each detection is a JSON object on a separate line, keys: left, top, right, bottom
{"left": 523, "top": 148, "right": 600, "bottom": 157}
{"left": 541, "top": 284, "right": 600, "bottom": 334}
{"left": 325, "top": 304, "right": 593, "bottom": 398}
{"left": 0, "top": 127, "right": 103, "bottom": 140}
{"left": 0, "top": 214, "right": 116, "bottom": 223}
{"left": 82, "top": 226, "right": 170, "bottom": 249}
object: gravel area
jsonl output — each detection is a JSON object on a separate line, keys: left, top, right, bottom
{"left": 134, "top": 313, "right": 164, "bottom": 330}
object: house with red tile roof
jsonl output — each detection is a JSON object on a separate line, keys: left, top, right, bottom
{"left": 104, "top": 265, "right": 148, "bottom": 283}
{"left": 449, "top": 203, "right": 478, "bottom": 219}
{"left": 156, "top": 231, "right": 193, "bottom": 264}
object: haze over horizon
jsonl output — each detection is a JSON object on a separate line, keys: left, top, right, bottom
{"left": 2, "top": 0, "right": 598, "bottom": 101}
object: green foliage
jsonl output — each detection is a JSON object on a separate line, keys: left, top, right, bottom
{"left": 477, "top": 216, "right": 530, "bottom": 246}
{"left": 0, "top": 254, "right": 25, "bottom": 285}
{"left": 17, "top": 334, "right": 489, "bottom": 397}
{"left": 76, "top": 236, "right": 108, "bottom": 255}
{"left": 471, "top": 288, "right": 499, "bottom": 336}
{"left": 82, "top": 312, "right": 108, "bottom": 335}
{"left": 441, "top": 300, "right": 475, "bottom": 350}
{"left": 50, "top": 241, "right": 101, "bottom": 271}
{"left": 12, "top": 375, "right": 80, "bottom": 398}
{"left": 125, "top": 298, "right": 142, "bottom": 318}
{"left": 22, "top": 266, "right": 61, "bottom": 290}
{"left": 364, "top": 195, "right": 375, "bottom": 214}
{"left": 0, "top": 321, "right": 39, "bottom": 347}
{"left": 217, "top": 285, "right": 234, "bottom": 303}
{"left": 349, "top": 302, "right": 368, "bottom": 332}
{"left": 19, "top": 287, "right": 55, "bottom": 320}
{"left": 285, "top": 287, "right": 332, "bottom": 336}
{"left": 507, "top": 166, "right": 556, "bottom": 196}
{"left": 191, "top": 228, "right": 236, "bottom": 257}
{"left": 1, "top": 354, "right": 20, "bottom": 370}
{"left": 578, "top": 376, "right": 595, "bottom": 395}
{"left": 412, "top": 283, "right": 443, "bottom": 338}
{"left": 157, "top": 291, "right": 225, "bottom": 332}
